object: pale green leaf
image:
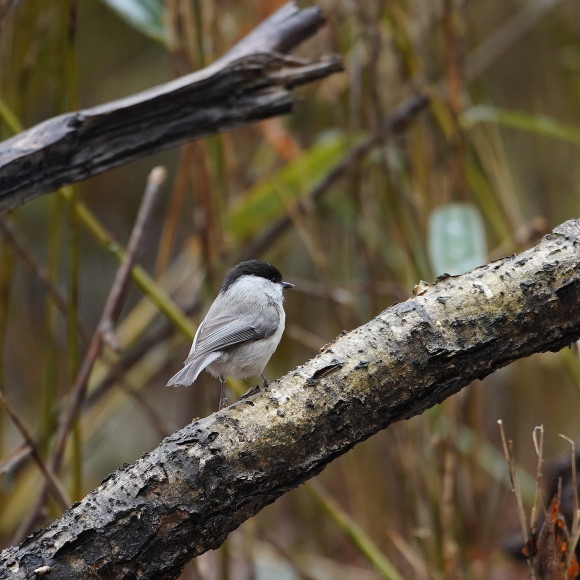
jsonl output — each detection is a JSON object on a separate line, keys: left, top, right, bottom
{"left": 428, "top": 203, "right": 487, "bottom": 276}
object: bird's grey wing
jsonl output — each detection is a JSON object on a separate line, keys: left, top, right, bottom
{"left": 193, "top": 309, "right": 280, "bottom": 359}
{"left": 167, "top": 299, "right": 280, "bottom": 387}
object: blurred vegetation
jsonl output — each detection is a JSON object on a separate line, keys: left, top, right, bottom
{"left": 1, "top": 0, "right": 580, "bottom": 578}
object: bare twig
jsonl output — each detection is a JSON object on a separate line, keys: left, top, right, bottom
{"left": 465, "top": 0, "right": 568, "bottom": 81}
{"left": 15, "top": 167, "right": 166, "bottom": 539}
{"left": 0, "top": 443, "right": 31, "bottom": 475}
{"left": 498, "top": 420, "right": 530, "bottom": 544}
{"left": 441, "top": 441, "right": 460, "bottom": 580}
{"left": 238, "top": 92, "right": 429, "bottom": 261}
{"left": 498, "top": 420, "right": 539, "bottom": 579}
{"left": 0, "top": 218, "right": 88, "bottom": 342}
{"left": 0, "top": 393, "right": 69, "bottom": 510}
{"left": 530, "top": 425, "right": 545, "bottom": 536}
{"left": 100, "top": 166, "right": 167, "bottom": 351}
{"left": 558, "top": 434, "right": 580, "bottom": 570}
{"left": 53, "top": 166, "right": 166, "bottom": 468}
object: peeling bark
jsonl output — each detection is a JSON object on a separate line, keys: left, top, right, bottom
{"left": 0, "top": 2, "right": 342, "bottom": 212}
{"left": 1, "top": 220, "right": 579, "bottom": 579}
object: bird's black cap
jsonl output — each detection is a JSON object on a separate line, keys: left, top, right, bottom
{"left": 221, "top": 260, "right": 289, "bottom": 293}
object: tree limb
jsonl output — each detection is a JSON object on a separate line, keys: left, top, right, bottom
{"left": 1, "top": 219, "right": 579, "bottom": 579}
{"left": 0, "top": 2, "right": 342, "bottom": 213}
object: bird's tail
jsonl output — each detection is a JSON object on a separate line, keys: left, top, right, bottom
{"left": 166, "top": 352, "right": 220, "bottom": 387}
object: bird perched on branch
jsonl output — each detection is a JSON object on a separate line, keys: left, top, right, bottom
{"left": 167, "top": 260, "right": 293, "bottom": 409}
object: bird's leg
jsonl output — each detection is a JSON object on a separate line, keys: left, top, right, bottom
{"left": 218, "top": 378, "right": 228, "bottom": 410}
{"left": 240, "top": 373, "right": 269, "bottom": 400}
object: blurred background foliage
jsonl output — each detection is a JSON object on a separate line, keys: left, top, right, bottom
{"left": 1, "top": 0, "right": 580, "bottom": 578}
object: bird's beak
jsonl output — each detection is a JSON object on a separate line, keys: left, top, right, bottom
{"left": 282, "top": 281, "right": 294, "bottom": 290}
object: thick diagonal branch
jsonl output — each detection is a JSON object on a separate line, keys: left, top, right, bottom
{"left": 1, "top": 219, "right": 578, "bottom": 579}
{"left": 0, "top": 2, "right": 342, "bottom": 212}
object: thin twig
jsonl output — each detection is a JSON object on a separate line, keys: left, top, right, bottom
{"left": 559, "top": 434, "right": 580, "bottom": 570}
{"left": 85, "top": 317, "right": 190, "bottom": 408}
{"left": 0, "top": 443, "right": 30, "bottom": 475}
{"left": 15, "top": 167, "right": 166, "bottom": 539}
{"left": 498, "top": 420, "right": 529, "bottom": 543}
{"left": 54, "top": 166, "right": 166, "bottom": 467}
{"left": 0, "top": 393, "right": 70, "bottom": 510}
{"left": 238, "top": 92, "right": 429, "bottom": 261}
{"left": 530, "top": 425, "right": 544, "bottom": 536}
{"left": 0, "top": 218, "right": 89, "bottom": 343}
{"left": 465, "top": 0, "right": 567, "bottom": 81}
{"left": 100, "top": 166, "right": 168, "bottom": 351}
{"left": 441, "top": 440, "right": 460, "bottom": 580}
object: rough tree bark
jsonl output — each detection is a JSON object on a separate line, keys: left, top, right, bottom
{"left": 1, "top": 219, "right": 578, "bottom": 579}
{"left": 0, "top": 2, "right": 342, "bottom": 212}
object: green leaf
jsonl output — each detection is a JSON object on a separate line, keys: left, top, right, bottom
{"left": 428, "top": 203, "right": 487, "bottom": 276}
{"left": 227, "top": 131, "right": 351, "bottom": 241}
{"left": 100, "top": 0, "right": 166, "bottom": 44}
{"left": 462, "top": 105, "right": 580, "bottom": 145}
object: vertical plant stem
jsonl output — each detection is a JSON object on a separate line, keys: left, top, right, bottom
{"left": 219, "top": 540, "right": 230, "bottom": 580}
{"left": 63, "top": 0, "right": 82, "bottom": 502}
{"left": 530, "top": 425, "right": 544, "bottom": 536}
{"left": 441, "top": 442, "right": 460, "bottom": 579}
{"left": 497, "top": 420, "right": 529, "bottom": 543}
{"left": 191, "top": 0, "right": 205, "bottom": 68}
{"left": 154, "top": 146, "right": 191, "bottom": 278}
{"left": 67, "top": 197, "right": 82, "bottom": 501}
{"left": 498, "top": 420, "right": 537, "bottom": 579}
{"left": 441, "top": 0, "right": 467, "bottom": 202}
{"left": 44, "top": 198, "right": 62, "bottom": 455}
{"left": 0, "top": 239, "right": 14, "bottom": 457}
{"left": 559, "top": 435, "right": 580, "bottom": 570}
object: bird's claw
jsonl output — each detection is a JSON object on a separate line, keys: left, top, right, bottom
{"left": 240, "top": 385, "right": 260, "bottom": 399}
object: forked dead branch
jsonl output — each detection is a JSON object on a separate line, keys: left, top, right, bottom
{"left": 0, "top": 2, "right": 342, "bottom": 212}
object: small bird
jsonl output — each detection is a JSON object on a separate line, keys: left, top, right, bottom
{"left": 166, "top": 260, "right": 293, "bottom": 409}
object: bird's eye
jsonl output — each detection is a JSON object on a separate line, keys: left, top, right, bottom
{"left": 271, "top": 277, "right": 277, "bottom": 282}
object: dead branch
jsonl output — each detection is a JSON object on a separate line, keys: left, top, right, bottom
{"left": 0, "top": 2, "right": 342, "bottom": 212}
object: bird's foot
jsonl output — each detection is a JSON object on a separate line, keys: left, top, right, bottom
{"left": 240, "top": 385, "right": 260, "bottom": 399}
{"left": 218, "top": 396, "right": 229, "bottom": 410}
